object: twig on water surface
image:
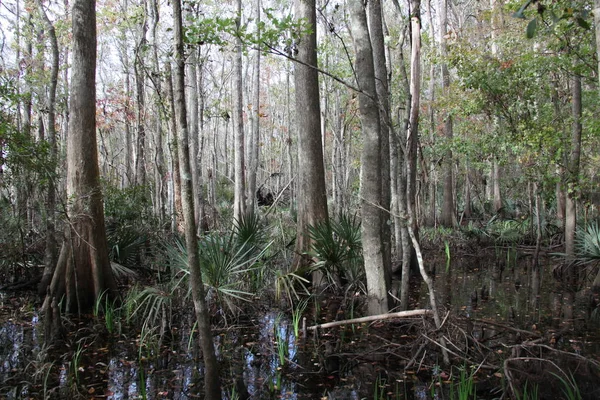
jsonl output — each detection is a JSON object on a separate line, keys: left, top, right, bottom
{"left": 307, "top": 309, "right": 433, "bottom": 331}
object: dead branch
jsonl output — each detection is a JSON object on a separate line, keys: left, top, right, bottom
{"left": 471, "top": 318, "right": 542, "bottom": 338}
{"left": 307, "top": 309, "right": 433, "bottom": 330}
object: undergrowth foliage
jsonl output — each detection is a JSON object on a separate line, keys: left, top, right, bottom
{"left": 103, "top": 183, "right": 164, "bottom": 277}
{"left": 308, "top": 213, "right": 364, "bottom": 293}
{"left": 576, "top": 220, "right": 600, "bottom": 263}
{"left": 165, "top": 212, "right": 274, "bottom": 315}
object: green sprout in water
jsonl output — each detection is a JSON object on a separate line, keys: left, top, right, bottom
{"left": 445, "top": 240, "right": 451, "bottom": 272}
{"left": 274, "top": 313, "right": 288, "bottom": 366}
{"left": 291, "top": 297, "right": 310, "bottom": 339}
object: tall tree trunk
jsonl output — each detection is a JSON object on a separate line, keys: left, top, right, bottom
{"left": 171, "top": 0, "right": 221, "bottom": 396}
{"left": 166, "top": 62, "right": 183, "bottom": 232}
{"left": 16, "top": 12, "right": 33, "bottom": 228}
{"left": 247, "top": 0, "right": 261, "bottom": 212}
{"left": 563, "top": 72, "right": 582, "bottom": 322}
{"left": 42, "top": 0, "right": 117, "bottom": 328}
{"left": 134, "top": 0, "right": 148, "bottom": 186}
{"left": 595, "top": 0, "right": 600, "bottom": 89}
{"left": 233, "top": 0, "right": 246, "bottom": 222}
{"left": 407, "top": 0, "right": 421, "bottom": 250}
{"left": 187, "top": 48, "right": 202, "bottom": 229}
{"left": 292, "top": 0, "right": 329, "bottom": 276}
{"left": 425, "top": 0, "right": 437, "bottom": 228}
{"left": 389, "top": 6, "right": 413, "bottom": 310}
{"left": 493, "top": 158, "right": 502, "bottom": 212}
{"left": 349, "top": 0, "right": 388, "bottom": 315}
{"left": 464, "top": 162, "right": 472, "bottom": 219}
{"left": 36, "top": 0, "right": 60, "bottom": 295}
{"left": 439, "top": 0, "right": 455, "bottom": 228}
{"left": 406, "top": 2, "right": 445, "bottom": 361}
{"left": 150, "top": 0, "right": 167, "bottom": 223}
{"left": 197, "top": 55, "right": 208, "bottom": 232}
{"left": 490, "top": 0, "right": 503, "bottom": 213}
{"left": 368, "top": 0, "right": 392, "bottom": 303}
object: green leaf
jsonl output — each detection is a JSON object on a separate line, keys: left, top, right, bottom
{"left": 526, "top": 18, "right": 537, "bottom": 39}
{"left": 513, "top": 0, "right": 533, "bottom": 19}
{"left": 575, "top": 17, "right": 591, "bottom": 30}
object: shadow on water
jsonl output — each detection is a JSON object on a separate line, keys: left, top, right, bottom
{"left": 1, "top": 249, "right": 600, "bottom": 399}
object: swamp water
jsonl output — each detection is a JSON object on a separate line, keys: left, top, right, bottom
{"left": 1, "top": 250, "right": 599, "bottom": 399}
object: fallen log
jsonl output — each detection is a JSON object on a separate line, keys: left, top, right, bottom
{"left": 307, "top": 309, "right": 433, "bottom": 331}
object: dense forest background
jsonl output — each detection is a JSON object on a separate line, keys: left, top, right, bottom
{"left": 1, "top": 0, "right": 600, "bottom": 398}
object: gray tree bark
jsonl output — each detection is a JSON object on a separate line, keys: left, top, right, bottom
{"left": 233, "top": 0, "right": 246, "bottom": 222}
{"left": 171, "top": 0, "right": 220, "bottom": 396}
{"left": 247, "top": 0, "right": 261, "bottom": 212}
{"left": 368, "top": 0, "right": 392, "bottom": 302}
{"left": 150, "top": 0, "right": 167, "bottom": 223}
{"left": 439, "top": 0, "right": 456, "bottom": 228}
{"left": 134, "top": 0, "right": 148, "bottom": 186}
{"left": 35, "top": 0, "right": 60, "bottom": 295}
{"left": 292, "top": 0, "right": 329, "bottom": 276}
{"left": 349, "top": 0, "right": 388, "bottom": 315}
{"left": 563, "top": 72, "right": 582, "bottom": 322}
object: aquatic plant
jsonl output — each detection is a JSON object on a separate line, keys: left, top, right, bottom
{"left": 274, "top": 313, "right": 288, "bottom": 366}
{"left": 70, "top": 341, "right": 85, "bottom": 386}
{"left": 451, "top": 365, "right": 476, "bottom": 400}
{"left": 551, "top": 371, "right": 582, "bottom": 400}
{"left": 291, "top": 296, "right": 310, "bottom": 339}
{"left": 445, "top": 240, "right": 451, "bottom": 272}
{"left": 93, "top": 290, "right": 120, "bottom": 334}
{"left": 137, "top": 364, "right": 147, "bottom": 400}
{"left": 373, "top": 374, "right": 387, "bottom": 399}
{"left": 514, "top": 381, "right": 540, "bottom": 400}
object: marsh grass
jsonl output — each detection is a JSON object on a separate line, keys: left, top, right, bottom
{"left": 445, "top": 240, "right": 451, "bottom": 272}
{"left": 93, "top": 291, "right": 121, "bottom": 334}
{"left": 291, "top": 297, "right": 310, "bottom": 338}
{"left": 274, "top": 313, "right": 288, "bottom": 366}
{"left": 373, "top": 374, "right": 386, "bottom": 399}
{"left": 70, "top": 341, "right": 85, "bottom": 386}
{"left": 515, "top": 381, "right": 540, "bottom": 400}
{"left": 450, "top": 365, "right": 476, "bottom": 400}
{"left": 551, "top": 371, "right": 582, "bottom": 400}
